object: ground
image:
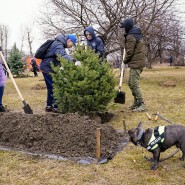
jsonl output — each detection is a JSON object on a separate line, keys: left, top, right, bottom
{"left": 1, "top": 67, "right": 185, "bottom": 184}
{"left": 0, "top": 112, "right": 128, "bottom": 161}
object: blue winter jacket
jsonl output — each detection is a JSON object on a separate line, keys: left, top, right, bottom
{"left": 84, "top": 27, "right": 104, "bottom": 58}
{"left": 39, "top": 34, "right": 73, "bottom": 73}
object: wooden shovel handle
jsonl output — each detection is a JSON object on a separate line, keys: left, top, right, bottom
{"left": 119, "top": 48, "right": 126, "bottom": 89}
{"left": 0, "top": 50, "right": 24, "bottom": 101}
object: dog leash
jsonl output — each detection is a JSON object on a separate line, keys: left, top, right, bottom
{"left": 152, "top": 113, "right": 174, "bottom": 124}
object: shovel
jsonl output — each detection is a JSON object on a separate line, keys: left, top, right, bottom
{"left": 114, "top": 48, "right": 126, "bottom": 104}
{"left": 0, "top": 48, "right": 33, "bottom": 114}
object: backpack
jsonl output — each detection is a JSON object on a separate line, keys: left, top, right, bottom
{"left": 97, "top": 35, "right": 105, "bottom": 44}
{"left": 34, "top": 39, "right": 55, "bottom": 59}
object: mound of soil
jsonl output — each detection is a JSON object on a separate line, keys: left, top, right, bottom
{"left": 0, "top": 112, "right": 128, "bottom": 159}
{"left": 159, "top": 80, "right": 176, "bottom": 87}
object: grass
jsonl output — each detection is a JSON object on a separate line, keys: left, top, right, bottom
{"left": 1, "top": 67, "right": 185, "bottom": 185}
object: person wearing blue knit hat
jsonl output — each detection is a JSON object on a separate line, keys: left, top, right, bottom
{"left": 39, "top": 33, "right": 77, "bottom": 113}
{"left": 68, "top": 34, "right": 77, "bottom": 46}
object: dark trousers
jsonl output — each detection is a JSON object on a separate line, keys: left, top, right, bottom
{"left": 42, "top": 73, "right": 57, "bottom": 108}
{"left": 33, "top": 67, "right": 38, "bottom": 77}
{"left": 0, "top": 86, "right": 4, "bottom": 106}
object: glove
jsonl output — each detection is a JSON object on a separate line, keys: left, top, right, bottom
{"left": 72, "top": 58, "right": 77, "bottom": 63}
{"left": 75, "top": 61, "right": 81, "bottom": 66}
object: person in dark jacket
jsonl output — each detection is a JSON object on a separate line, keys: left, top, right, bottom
{"left": 39, "top": 34, "right": 77, "bottom": 113}
{"left": 119, "top": 18, "right": 147, "bottom": 112}
{"left": 168, "top": 56, "right": 173, "bottom": 66}
{"left": 84, "top": 26, "right": 104, "bottom": 61}
{"left": 30, "top": 58, "right": 38, "bottom": 77}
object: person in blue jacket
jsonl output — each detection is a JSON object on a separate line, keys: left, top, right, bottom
{"left": 39, "top": 34, "right": 77, "bottom": 113}
{"left": 84, "top": 26, "right": 104, "bottom": 61}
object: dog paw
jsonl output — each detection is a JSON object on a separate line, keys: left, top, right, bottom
{"left": 150, "top": 165, "right": 158, "bottom": 170}
{"left": 144, "top": 156, "right": 154, "bottom": 162}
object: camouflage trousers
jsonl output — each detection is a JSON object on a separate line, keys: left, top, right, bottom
{"left": 128, "top": 68, "right": 143, "bottom": 102}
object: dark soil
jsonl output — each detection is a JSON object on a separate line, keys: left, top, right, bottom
{"left": 0, "top": 112, "right": 128, "bottom": 159}
{"left": 159, "top": 80, "right": 176, "bottom": 87}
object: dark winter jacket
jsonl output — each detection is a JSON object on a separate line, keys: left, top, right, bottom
{"left": 84, "top": 26, "right": 104, "bottom": 58}
{"left": 30, "top": 59, "right": 38, "bottom": 70}
{"left": 121, "top": 18, "right": 146, "bottom": 69}
{"left": 39, "top": 34, "right": 73, "bottom": 73}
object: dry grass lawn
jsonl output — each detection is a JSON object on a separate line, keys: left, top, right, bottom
{"left": 1, "top": 66, "right": 185, "bottom": 185}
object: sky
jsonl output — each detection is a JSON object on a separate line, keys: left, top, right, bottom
{"left": 0, "top": 0, "right": 43, "bottom": 54}
{"left": 0, "top": 0, "right": 185, "bottom": 54}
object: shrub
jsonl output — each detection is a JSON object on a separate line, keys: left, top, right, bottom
{"left": 51, "top": 45, "right": 115, "bottom": 114}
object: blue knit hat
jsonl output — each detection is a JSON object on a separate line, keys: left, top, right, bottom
{"left": 68, "top": 34, "right": 77, "bottom": 46}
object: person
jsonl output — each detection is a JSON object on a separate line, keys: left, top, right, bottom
{"left": 39, "top": 34, "right": 77, "bottom": 113}
{"left": 84, "top": 26, "right": 104, "bottom": 62}
{"left": 30, "top": 58, "right": 38, "bottom": 77}
{"left": 0, "top": 56, "right": 6, "bottom": 112}
{"left": 115, "top": 56, "right": 120, "bottom": 68}
{"left": 119, "top": 18, "right": 147, "bottom": 112}
{"left": 168, "top": 56, "right": 173, "bottom": 66}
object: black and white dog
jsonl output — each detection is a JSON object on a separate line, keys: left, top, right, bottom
{"left": 128, "top": 122, "right": 185, "bottom": 170}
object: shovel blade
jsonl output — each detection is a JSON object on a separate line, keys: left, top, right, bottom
{"left": 114, "top": 91, "right": 125, "bottom": 104}
{"left": 22, "top": 101, "right": 33, "bottom": 114}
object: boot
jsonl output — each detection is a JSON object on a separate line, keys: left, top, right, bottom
{"left": 52, "top": 107, "right": 61, "bottom": 113}
{"left": 132, "top": 103, "right": 147, "bottom": 112}
{"left": 0, "top": 105, "right": 6, "bottom": 112}
{"left": 129, "top": 100, "right": 140, "bottom": 110}
{"left": 45, "top": 106, "right": 53, "bottom": 112}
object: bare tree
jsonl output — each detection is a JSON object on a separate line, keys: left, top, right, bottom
{"left": 0, "top": 24, "right": 9, "bottom": 60}
{"left": 20, "top": 25, "right": 27, "bottom": 53}
{"left": 25, "top": 27, "right": 34, "bottom": 57}
{"left": 38, "top": 0, "right": 184, "bottom": 67}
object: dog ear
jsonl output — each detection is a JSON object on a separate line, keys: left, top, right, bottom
{"left": 137, "top": 122, "right": 144, "bottom": 140}
{"left": 138, "top": 122, "right": 143, "bottom": 128}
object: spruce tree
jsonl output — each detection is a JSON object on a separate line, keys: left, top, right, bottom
{"left": 51, "top": 45, "right": 115, "bottom": 114}
{"left": 8, "top": 43, "right": 25, "bottom": 76}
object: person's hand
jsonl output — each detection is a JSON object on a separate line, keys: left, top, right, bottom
{"left": 60, "top": 66, "right": 64, "bottom": 70}
{"left": 75, "top": 61, "right": 81, "bottom": 66}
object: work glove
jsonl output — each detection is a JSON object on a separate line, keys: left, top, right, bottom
{"left": 75, "top": 61, "right": 81, "bottom": 66}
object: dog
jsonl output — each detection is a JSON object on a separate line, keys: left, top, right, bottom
{"left": 128, "top": 122, "right": 185, "bottom": 170}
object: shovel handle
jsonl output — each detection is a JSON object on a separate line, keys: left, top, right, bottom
{"left": 119, "top": 48, "right": 126, "bottom": 89}
{"left": 0, "top": 50, "right": 24, "bottom": 101}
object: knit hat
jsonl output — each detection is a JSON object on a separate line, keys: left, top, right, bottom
{"left": 68, "top": 34, "right": 77, "bottom": 46}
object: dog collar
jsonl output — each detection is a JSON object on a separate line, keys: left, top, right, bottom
{"left": 137, "top": 130, "right": 145, "bottom": 147}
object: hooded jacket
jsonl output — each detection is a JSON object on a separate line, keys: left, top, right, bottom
{"left": 121, "top": 18, "right": 146, "bottom": 69}
{"left": 0, "top": 62, "right": 6, "bottom": 87}
{"left": 39, "top": 34, "right": 73, "bottom": 73}
{"left": 84, "top": 26, "right": 104, "bottom": 58}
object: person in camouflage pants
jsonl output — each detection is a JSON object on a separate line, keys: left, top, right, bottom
{"left": 119, "top": 17, "right": 147, "bottom": 112}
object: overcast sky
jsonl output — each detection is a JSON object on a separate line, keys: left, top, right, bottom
{"left": 0, "top": 0, "right": 43, "bottom": 53}
{"left": 1, "top": 0, "right": 185, "bottom": 54}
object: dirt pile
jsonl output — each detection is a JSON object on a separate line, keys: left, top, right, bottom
{"left": 159, "top": 80, "right": 176, "bottom": 87}
{"left": 0, "top": 112, "right": 128, "bottom": 159}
